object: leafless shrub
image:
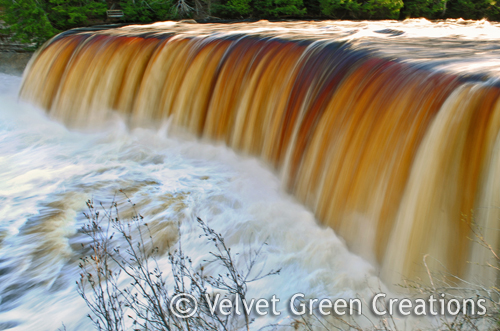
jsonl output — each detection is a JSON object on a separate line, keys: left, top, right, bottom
{"left": 76, "top": 194, "right": 499, "bottom": 331}
{"left": 77, "top": 192, "right": 280, "bottom": 331}
{"left": 400, "top": 218, "right": 500, "bottom": 331}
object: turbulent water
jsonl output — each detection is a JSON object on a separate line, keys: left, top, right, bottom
{"left": 20, "top": 18, "right": 500, "bottom": 287}
{"left": 4, "top": 18, "right": 500, "bottom": 330}
{"left": 0, "top": 73, "right": 386, "bottom": 330}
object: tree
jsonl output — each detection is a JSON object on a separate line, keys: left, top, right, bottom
{"left": 0, "top": 0, "right": 58, "bottom": 48}
{"left": 253, "top": 0, "right": 306, "bottom": 16}
{"left": 213, "top": 0, "right": 305, "bottom": 18}
{"left": 212, "top": 0, "right": 252, "bottom": 17}
{"left": 445, "top": 0, "right": 500, "bottom": 20}
{"left": 401, "top": 0, "right": 446, "bottom": 18}
{"left": 319, "top": 0, "right": 403, "bottom": 19}
{"left": 46, "top": 0, "right": 107, "bottom": 31}
{"left": 120, "top": 0, "right": 177, "bottom": 22}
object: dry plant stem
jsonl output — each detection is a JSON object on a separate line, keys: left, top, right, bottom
{"left": 77, "top": 193, "right": 280, "bottom": 331}
{"left": 78, "top": 195, "right": 500, "bottom": 331}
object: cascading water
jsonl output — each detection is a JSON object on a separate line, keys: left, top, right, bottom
{"left": 0, "top": 72, "right": 382, "bottom": 330}
{"left": 19, "top": 19, "right": 500, "bottom": 284}
{"left": 1, "top": 18, "right": 500, "bottom": 330}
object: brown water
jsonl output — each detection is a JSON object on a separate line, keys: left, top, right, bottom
{"left": 19, "top": 19, "right": 500, "bottom": 289}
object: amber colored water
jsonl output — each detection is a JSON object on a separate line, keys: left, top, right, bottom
{"left": 19, "top": 19, "right": 500, "bottom": 287}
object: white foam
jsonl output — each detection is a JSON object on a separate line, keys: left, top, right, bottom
{"left": 0, "top": 74, "right": 391, "bottom": 330}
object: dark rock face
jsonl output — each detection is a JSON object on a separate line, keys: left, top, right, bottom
{"left": 0, "top": 20, "right": 33, "bottom": 75}
{"left": 0, "top": 52, "right": 32, "bottom": 75}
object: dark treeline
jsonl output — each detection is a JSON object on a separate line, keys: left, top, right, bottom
{"left": 0, "top": 0, "right": 498, "bottom": 48}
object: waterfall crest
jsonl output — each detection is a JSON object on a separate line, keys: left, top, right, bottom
{"left": 20, "top": 20, "right": 500, "bottom": 285}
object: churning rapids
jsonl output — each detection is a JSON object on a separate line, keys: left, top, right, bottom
{"left": 0, "top": 73, "right": 382, "bottom": 330}
{"left": 3, "top": 19, "right": 500, "bottom": 330}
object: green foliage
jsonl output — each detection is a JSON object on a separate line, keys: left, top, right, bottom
{"left": 46, "top": 0, "right": 107, "bottom": 30}
{"left": 303, "top": 0, "right": 321, "bottom": 17}
{"left": 402, "top": 0, "right": 500, "bottom": 19}
{"left": 319, "top": 0, "right": 403, "bottom": 18}
{"left": 1, "top": 0, "right": 500, "bottom": 50}
{"left": 446, "top": 0, "right": 500, "bottom": 20}
{"left": 317, "top": 0, "right": 367, "bottom": 18}
{"left": 0, "top": 0, "right": 58, "bottom": 48}
{"left": 318, "top": 0, "right": 360, "bottom": 18}
{"left": 255, "top": 0, "right": 306, "bottom": 16}
{"left": 401, "top": 0, "right": 446, "bottom": 18}
{"left": 120, "top": 0, "right": 177, "bottom": 22}
{"left": 363, "top": 0, "right": 403, "bottom": 18}
{"left": 212, "top": 0, "right": 252, "bottom": 17}
{"left": 214, "top": 0, "right": 305, "bottom": 17}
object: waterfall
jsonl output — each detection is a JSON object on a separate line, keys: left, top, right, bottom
{"left": 20, "top": 20, "right": 500, "bottom": 286}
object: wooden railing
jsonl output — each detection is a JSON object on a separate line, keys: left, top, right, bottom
{"left": 106, "top": 10, "right": 124, "bottom": 18}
